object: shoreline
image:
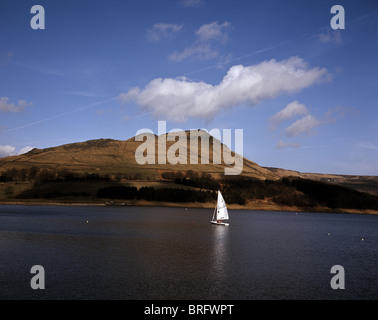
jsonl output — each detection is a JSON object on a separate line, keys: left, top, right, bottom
{"left": 1, "top": 199, "right": 377, "bottom": 215}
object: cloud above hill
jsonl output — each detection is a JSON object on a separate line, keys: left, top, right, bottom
{"left": 0, "top": 145, "right": 34, "bottom": 158}
{"left": 0, "top": 97, "right": 33, "bottom": 113}
{"left": 271, "top": 102, "right": 351, "bottom": 149}
{"left": 146, "top": 23, "right": 183, "bottom": 42}
{"left": 270, "top": 101, "right": 309, "bottom": 129}
{"left": 169, "top": 21, "right": 231, "bottom": 61}
{"left": 119, "top": 57, "right": 329, "bottom": 122}
{"left": 195, "top": 21, "right": 231, "bottom": 43}
{"left": 0, "top": 145, "right": 16, "bottom": 157}
{"left": 285, "top": 114, "right": 322, "bottom": 137}
{"left": 270, "top": 100, "right": 323, "bottom": 148}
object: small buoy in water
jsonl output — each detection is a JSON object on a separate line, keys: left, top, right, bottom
{"left": 86, "top": 220, "right": 89, "bottom": 223}
{"left": 328, "top": 233, "right": 331, "bottom": 236}
{"left": 362, "top": 238, "right": 364, "bottom": 241}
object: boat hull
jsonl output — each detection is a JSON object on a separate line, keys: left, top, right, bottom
{"left": 104, "top": 202, "right": 127, "bottom": 206}
{"left": 210, "top": 221, "right": 229, "bottom": 226}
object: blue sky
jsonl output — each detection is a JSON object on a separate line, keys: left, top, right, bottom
{"left": 0, "top": 0, "right": 377, "bottom": 175}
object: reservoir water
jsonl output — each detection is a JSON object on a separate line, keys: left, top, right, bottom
{"left": 0, "top": 205, "right": 377, "bottom": 300}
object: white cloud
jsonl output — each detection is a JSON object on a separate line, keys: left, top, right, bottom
{"left": 270, "top": 101, "right": 309, "bottom": 128}
{"left": 272, "top": 104, "right": 350, "bottom": 146}
{"left": 285, "top": 115, "right": 322, "bottom": 137}
{"left": 195, "top": 21, "right": 231, "bottom": 43}
{"left": 277, "top": 140, "right": 300, "bottom": 149}
{"left": 179, "top": 0, "right": 203, "bottom": 7}
{"left": 169, "top": 21, "right": 231, "bottom": 61}
{"left": 118, "top": 87, "right": 140, "bottom": 103}
{"left": 120, "top": 57, "right": 329, "bottom": 122}
{"left": 0, "top": 145, "right": 16, "bottom": 157}
{"left": 0, "top": 97, "right": 33, "bottom": 113}
{"left": 18, "top": 146, "right": 34, "bottom": 155}
{"left": 147, "top": 23, "right": 183, "bottom": 42}
{"left": 0, "top": 145, "right": 35, "bottom": 158}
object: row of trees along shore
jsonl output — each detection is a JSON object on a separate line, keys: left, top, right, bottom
{"left": 2, "top": 167, "right": 378, "bottom": 210}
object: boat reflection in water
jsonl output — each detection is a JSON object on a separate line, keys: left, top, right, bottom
{"left": 210, "top": 221, "right": 230, "bottom": 292}
{"left": 104, "top": 200, "right": 127, "bottom": 206}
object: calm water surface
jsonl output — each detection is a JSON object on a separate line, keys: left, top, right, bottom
{"left": 0, "top": 205, "right": 377, "bottom": 300}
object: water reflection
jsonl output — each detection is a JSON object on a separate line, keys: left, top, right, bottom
{"left": 209, "top": 225, "right": 230, "bottom": 294}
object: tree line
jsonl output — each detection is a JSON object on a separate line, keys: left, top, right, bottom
{"left": 97, "top": 174, "right": 378, "bottom": 210}
{"left": 162, "top": 170, "right": 221, "bottom": 191}
{"left": 0, "top": 167, "right": 145, "bottom": 184}
{"left": 3, "top": 166, "right": 378, "bottom": 210}
{"left": 220, "top": 176, "right": 378, "bottom": 210}
{"left": 97, "top": 186, "right": 216, "bottom": 203}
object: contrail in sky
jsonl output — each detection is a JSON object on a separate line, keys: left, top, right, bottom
{"left": 4, "top": 96, "right": 117, "bottom": 133}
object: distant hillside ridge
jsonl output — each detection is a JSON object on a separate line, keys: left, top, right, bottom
{"left": 264, "top": 167, "right": 378, "bottom": 197}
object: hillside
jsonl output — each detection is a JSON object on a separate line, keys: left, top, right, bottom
{"left": 265, "top": 167, "right": 378, "bottom": 196}
{"left": 1, "top": 130, "right": 378, "bottom": 214}
{"left": 0, "top": 131, "right": 278, "bottom": 180}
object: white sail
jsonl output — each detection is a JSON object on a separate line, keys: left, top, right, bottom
{"left": 216, "top": 191, "right": 229, "bottom": 221}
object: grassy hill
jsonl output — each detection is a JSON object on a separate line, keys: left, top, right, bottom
{"left": 1, "top": 130, "right": 378, "bottom": 214}
{"left": 0, "top": 131, "right": 277, "bottom": 180}
{"left": 265, "top": 167, "right": 378, "bottom": 196}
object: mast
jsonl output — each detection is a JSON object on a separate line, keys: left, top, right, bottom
{"left": 212, "top": 205, "right": 217, "bottom": 221}
{"left": 212, "top": 190, "right": 219, "bottom": 221}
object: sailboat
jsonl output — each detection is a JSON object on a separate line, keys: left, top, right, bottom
{"left": 211, "top": 191, "right": 229, "bottom": 226}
